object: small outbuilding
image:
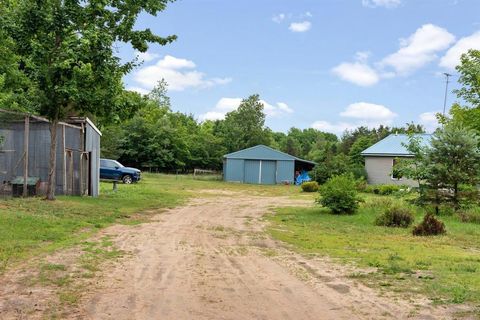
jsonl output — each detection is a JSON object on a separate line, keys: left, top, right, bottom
{"left": 361, "top": 133, "right": 431, "bottom": 186}
{"left": 223, "top": 145, "right": 316, "bottom": 185}
{"left": 0, "top": 110, "right": 101, "bottom": 197}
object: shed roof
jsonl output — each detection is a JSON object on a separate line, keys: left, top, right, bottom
{"left": 361, "top": 134, "right": 432, "bottom": 157}
{"left": 224, "top": 145, "right": 316, "bottom": 165}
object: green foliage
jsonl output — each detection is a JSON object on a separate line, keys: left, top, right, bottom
{"left": 397, "top": 125, "right": 480, "bottom": 211}
{"left": 317, "top": 174, "right": 360, "bottom": 214}
{"left": 268, "top": 195, "right": 480, "bottom": 304}
{"left": 455, "top": 49, "right": 480, "bottom": 108}
{"left": 215, "top": 94, "right": 272, "bottom": 153}
{"left": 375, "top": 205, "right": 414, "bottom": 228}
{"left": 348, "top": 136, "right": 375, "bottom": 165}
{"left": 301, "top": 181, "right": 319, "bottom": 192}
{"left": 412, "top": 213, "right": 446, "bottom": 236}
{"left": 458, "top": 207, "right": 480, "bottom": 224}
{"left": 364, "top": 184, "right": 402, "bottom": 195}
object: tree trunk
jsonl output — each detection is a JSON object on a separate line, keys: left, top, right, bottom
{"left": 453, "top": 182, "right": 459, "bottom": 211}
{"left": 46, "top": 120, "right": 58, "bottom": 200}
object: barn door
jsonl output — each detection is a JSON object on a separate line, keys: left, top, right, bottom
{"left": 244, "top": 160, "right": 260, "bottom": 184}
{"left": 260, "top": 160, "right": 276, "bottom": 184}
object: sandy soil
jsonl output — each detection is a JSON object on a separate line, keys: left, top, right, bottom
{"left": 0, "top": 191, "right": 467, "bottom": 319}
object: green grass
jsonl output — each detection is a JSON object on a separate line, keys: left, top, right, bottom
{"left": 0, "top": 173, "right": 304, "bottom": 272}
{"left": 267, "top": 194, "right": 480, "bottom": 304}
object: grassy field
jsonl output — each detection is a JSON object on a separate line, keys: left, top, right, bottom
{"left": 267, "top": 194, "right": 480, "bottom": 305}
{"left": 0, "top": 173, "right": 304, "bottom": 272}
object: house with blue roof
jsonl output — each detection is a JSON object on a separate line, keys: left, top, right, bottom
{"left": 361, "top": 134, "right": 432, "bottom": 186}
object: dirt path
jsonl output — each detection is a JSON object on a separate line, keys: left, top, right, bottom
{"left": 77, "top": 192, "right": 454, "bottom": 320}
{"left": 0, "top": 191, "right": 462, "bottom": 319}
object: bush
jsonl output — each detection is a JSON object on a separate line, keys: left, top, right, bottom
{"left": 458, "top": 207, "right": 480, "bottom": 224}
{"left": 378, "top": 185, "right": 400, "bottom": 195}
{"left": 375, "top": 205, "right": 414, "bottom": 228}
{"left": 301, "top": 181, "right": 319, "bottom": 192}
{"left": 412, "top": 213, "right": 446, "bottom": 236}
{"left": 317, "top": 174, "right": 360, "bottom": 214}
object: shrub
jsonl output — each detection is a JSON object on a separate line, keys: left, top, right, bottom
{"left": 412, "top": 213, "right": 446, "bottom": 236}
{"left": 317, "top": 174, "right": 360, "bottom": 214}
{"left": 375, "top": 205, "right": 414, "bottom": 228}
{"left": 458, "top": 207, "right": 480, "bottom": 224}
{"left": 378, "top": 184, "right": 400, "bottom": 195}
{"left": 301, "top": 181, "right": 319, "bottom": 192}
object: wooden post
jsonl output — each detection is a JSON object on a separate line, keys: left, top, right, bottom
{"left": 23, "top": 116, "right": 29, "bottom": 197}
{"left": 62, "top": 125, "right": 67, "bottom": 195}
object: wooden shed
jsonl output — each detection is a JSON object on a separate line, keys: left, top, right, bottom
{"left": 0, "top": 110, "right": 101, "bottom": 197}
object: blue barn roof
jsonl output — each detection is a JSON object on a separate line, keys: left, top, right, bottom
{"left": 224, "top": 145, "right": 316, "bottom": 165}
{"left": 361, "top": 134, "right": 432, "bottom": 157}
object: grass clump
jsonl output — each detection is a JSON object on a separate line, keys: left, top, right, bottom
{"left": 458, "top": 207, "right": 480, "bottom": 224}
{"left": 317, "top": 174, "right": 360, "bottom": 214}
{"left": 375, "top": 205, "right": 414, "bottom": 228}
{"left": 301, "top": 181, "right": 319, "bottom": 192}
{"left": 412, "top": 213, "right": 446, "bottom": 236}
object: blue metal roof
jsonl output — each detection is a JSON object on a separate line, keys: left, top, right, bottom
{"left": 361, "top": 134, "right": 432, "bottom": 157}
{"left": 224, "top": 145, "right": 316, "bottom": 165}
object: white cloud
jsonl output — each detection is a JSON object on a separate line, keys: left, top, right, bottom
{"left": 419, "top": 111, "right": 440, "bottom": 132}
{"left": 439, "top": 31, "right": 480, "bottom": 70}
{"left": 127, "top": 86, "right": 150, "bottom": 95}
{"left": 199, "top": 98, "right": 294, "bottom": 121}
{"left": 131, "top": 55, "right": 232, "bottom": 92}
{"left": 311, "top": 102, "right": 397, "bottom": 134}
{"left": 305, "top": 11, "right": 313, "bottom": 17}
{"left": 362, "top": 0, "right": 402, "bottom": 8}
{"left": 272, "top": 13, "right": 285, "bottom": 23}
{"left": 289, "top": 21, "right": 312, "bottom": 33}
{"left": 135, "top": 51, "right": 160, "bottom": 62}
{"left": 340, "top": 102, "right": 397, "bottom": 121}
{"left": 332, "top": 61, "right": 379, "bottom": 86}
{"left": 380, "top": 24, "right": 455, "bottom": 74}
{"left": 311, "top": 121, "right": 357, "bottom": 134}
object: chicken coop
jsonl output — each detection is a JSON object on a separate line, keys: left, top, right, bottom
{"left": 0, "top": 109, "right": 101, "bottom": 198}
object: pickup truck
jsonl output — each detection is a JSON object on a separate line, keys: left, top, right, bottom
{"left": 100, "top": 159, "right": 141, "bottom": 184}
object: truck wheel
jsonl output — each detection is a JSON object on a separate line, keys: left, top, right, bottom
{"left": 122, "top": 175, "right": 133, "bottom": 184}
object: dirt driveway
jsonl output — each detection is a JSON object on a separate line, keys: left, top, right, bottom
{"left": 78, "top": 191, "right": 455, "bottom": 320}
{"left": 0, "top": 191, "right": 460, "bottom": 319}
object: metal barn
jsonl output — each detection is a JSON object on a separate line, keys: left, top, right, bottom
{"left": 0, "top": 110, "right": 101, "bottom": 198}
{"left": 223, "top": 145, "right": 315, "bottom": 185}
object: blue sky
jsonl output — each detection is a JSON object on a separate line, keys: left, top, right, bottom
{"left": 120, "top": 0, "right": 480, "bottom": 134}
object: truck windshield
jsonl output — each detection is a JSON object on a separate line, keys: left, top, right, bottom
{"left": 113, "top": 161, "right": 124, "bottom": 168}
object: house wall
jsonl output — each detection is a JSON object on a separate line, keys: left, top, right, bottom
{"left": 365, "top": 156, "right": 417, "bottom": 186}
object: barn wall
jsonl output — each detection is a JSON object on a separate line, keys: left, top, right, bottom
{"left": 85, "top": 122, "right": 101, "bottom": 197}
{"left": 224, "top": 159, "right": 244, "bottom": 182}
{"left": 365, "top": 156, "right": 417, "bottom": 186}
{"left": 276, "top": 160, "right": 294, "bottom": 184}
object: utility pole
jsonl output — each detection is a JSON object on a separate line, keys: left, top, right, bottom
{"left": 442, "top": 72, "right": 452, "bottom": 116}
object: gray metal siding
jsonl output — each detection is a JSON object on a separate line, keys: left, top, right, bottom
{"left": 276, "top": 160, "right": 294, "bottom": 184}
{"left": 224, "top": 159, "right": 244, "bottom": 182}
{"left": 244, "top": 160, "right": 260, "bottom": 184}
{"left": 260, "top": 160, "right": 276, "bottom": 185}
{"left": 225, "top": 145, "right": 295, "bottom": 161}
{"left": 365, "top": 156, "right": 417, "bottom": 186}
{"left": 85, "top": 123, "right": 101, "bottom": 197}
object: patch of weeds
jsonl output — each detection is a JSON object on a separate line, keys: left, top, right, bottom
{"left": 450, "top": 286, "right": 468, "bottom": 304}
{"left": 59, "top": 290, "right": 80, "bottom": 305}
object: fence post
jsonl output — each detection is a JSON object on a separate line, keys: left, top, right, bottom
{"left": 23, "top": 116, "right": 29, "bottom": 197}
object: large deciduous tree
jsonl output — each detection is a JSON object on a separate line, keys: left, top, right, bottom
{"left": 216, "top": 94, "right": 272, "bottom": 153}
{"left": 2, "top": 0, "right": 176, "bottom": 199}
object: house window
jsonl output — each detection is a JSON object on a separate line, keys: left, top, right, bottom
{"left": 391, "top": 158, "right": 402, "bottom": 180}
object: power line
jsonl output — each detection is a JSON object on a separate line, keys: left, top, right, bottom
{"left": 442, "top": 72, "right": 452, "bottom": 116}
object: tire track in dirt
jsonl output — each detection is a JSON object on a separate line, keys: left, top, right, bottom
{"left": 78, "top": 192, "right": 458, "bottom": 320}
